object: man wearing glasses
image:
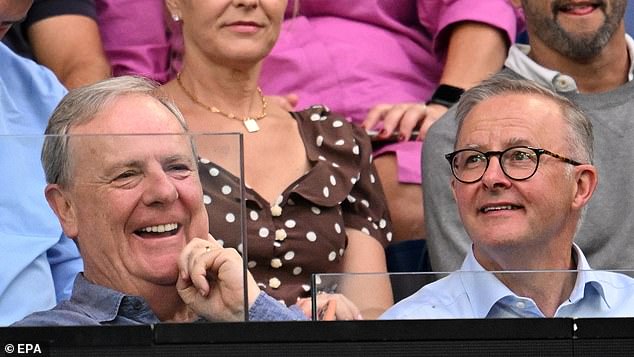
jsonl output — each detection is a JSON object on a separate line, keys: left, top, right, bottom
{"left": 381, "top": 74, "right": 634, "bottom": 319}
{"left": 423, "top": 0, "right": 634, "bottom": 274}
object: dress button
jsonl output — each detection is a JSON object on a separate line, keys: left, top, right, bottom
{"left": 271, "top": 258, "right": 282, "bottom": 268}
{"left": 275, "top": 229, "right": 287, "bottom": 241}
{"left": 271, "top": 204, "right": 282, "bottom": 216}
{"left": 269, "top": 277, "right": 281, "bottom": 289}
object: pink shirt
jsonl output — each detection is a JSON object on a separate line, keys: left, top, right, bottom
{"left": 259, "top": 0, "right": 524, "bottom": 183}
{"left": 96, "top": 0, "right": 182, "bottom": 83}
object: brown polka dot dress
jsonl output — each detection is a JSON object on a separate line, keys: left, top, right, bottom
{"left": 198, "top": 105, "right": 392, "bottom": 306}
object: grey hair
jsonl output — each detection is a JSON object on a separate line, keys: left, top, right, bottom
{"left": 42, "top": 75, "right": 190, "bottom": 187}
{"left": 454, "top": 73, "right": 594, "bottom": 164}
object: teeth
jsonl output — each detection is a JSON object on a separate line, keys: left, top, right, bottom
{"left": 482, "top": 205, "right": 515, "bottom": 213}
{"left": 560, "top": 3, "right": 595, "bottom": 11}
{"left": 139, "top": 223, "right": 178, "bottom": 233}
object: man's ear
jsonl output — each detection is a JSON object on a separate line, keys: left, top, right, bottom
{"left": 571, "top": 165, "right": 598, "bottom": 210}
{"left": 450, "top": 178, "right": 458, "bottom": 203}
{"left": 45, "top": 184, "right": 79, "bottom": 239}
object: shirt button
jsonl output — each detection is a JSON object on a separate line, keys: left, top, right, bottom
{"left": 269, "top": 277, "right": 281, "bottom": 289}
{"left": 516, "top": 301, "right": 526, "bottom": 309}
{"left": 275, "top": 229, "right": 287, "bottom": 241}
{"left": 271, "top": 205, "right": 282, "bottom": 216}
{"left": 271, "top": 258, "right": 282, "bottom": 268}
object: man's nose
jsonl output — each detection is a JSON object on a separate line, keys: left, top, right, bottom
{"left": 481, "top": 156, "right": 511, "bottom": 189}
{"left": 142, "top": 169, "right": 179, "bottom": 206}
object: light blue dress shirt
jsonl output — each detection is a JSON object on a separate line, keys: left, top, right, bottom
{"left": 0, "top": 42, "right": 83, "bottom": 326}
{"left": 381, "top": 244, "right": 634, "bottom": 319}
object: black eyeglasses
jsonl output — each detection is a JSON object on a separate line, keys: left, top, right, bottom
{"left": 445, "top": 146, "right": 584, "bottom": 184}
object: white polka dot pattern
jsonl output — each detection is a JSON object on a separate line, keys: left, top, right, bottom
{"left": 197, "top": 107, "right": 392, "bottom": 307}
{"left": 328, "top": 251, "right": 337, "bottom": 261}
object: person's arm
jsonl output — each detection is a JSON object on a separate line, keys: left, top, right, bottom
{"left": 439, "top": 21, "right": 508, "bottom": 92}
{"left": 363, "top": 22, "right": 508, "bottom": 142}
{"left": 364, "top": 0, "right": 522, "bottom": 142}
{"left": 339, "top": 229, "right": 393, "bottom": 320}
{"left": 28, "top": 14, "right": 111, "bottom": 88}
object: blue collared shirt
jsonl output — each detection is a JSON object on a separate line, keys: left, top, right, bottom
{"left": 13, "top": 274, "right": 306, "bottom": 326}
{"left": 0, "top": 42, "right": 83, "bottom": 326}
{"left": 381, "top": 244, "right": 634, "bottom": 319}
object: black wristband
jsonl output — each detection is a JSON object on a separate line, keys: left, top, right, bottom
{"left": 427, "top": 84, "right": 465, "bottom": 108}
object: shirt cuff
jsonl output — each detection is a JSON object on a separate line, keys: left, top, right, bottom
{"left": 248, "top": 292, "right": 308, "bottom": 321}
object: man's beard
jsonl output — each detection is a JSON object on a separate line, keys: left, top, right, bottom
{"left": 526, "top": 0, "right": 626, "bottom": 60}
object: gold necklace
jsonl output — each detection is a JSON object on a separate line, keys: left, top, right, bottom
{"left": 176, "top": 72, "right": 267, "bottom": 133}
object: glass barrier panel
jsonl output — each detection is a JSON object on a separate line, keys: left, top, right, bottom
{"left": 3, "top": 133, "right": 247, "bottom": 325}
{"left": 312, "top": 270, "right": 634, "bottom": 321}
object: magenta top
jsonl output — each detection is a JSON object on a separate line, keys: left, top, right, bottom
{"left": 96, "top": 0, "right": 183, "bottom": 83}
{"left": 259, "top": 0, "right": 524, "bottom": 183}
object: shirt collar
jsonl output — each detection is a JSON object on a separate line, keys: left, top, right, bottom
{"left": 459, "top": 244, "right": 611, "bottom": 317}
{"left": 567, "top": 244, "right": 612, "bottom": 309}
{"left": 459, "top": 248, "right": 517, "bottom": 318}
{"left": 70, "top": 274, "right": 159, "bottom": 324}
{"left": 504, "top": 34, "right": 634, "bottom": 92}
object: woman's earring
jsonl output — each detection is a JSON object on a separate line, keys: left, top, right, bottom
{"left": 172, "top": 14, "right": 181, "bottom": 22}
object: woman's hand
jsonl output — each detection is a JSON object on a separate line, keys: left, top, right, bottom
{"left": 362, "top": 102, "right": 448, "bottom": 142}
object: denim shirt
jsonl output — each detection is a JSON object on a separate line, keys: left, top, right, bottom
{"left": 13, "top": 274, "right": 306, "bottom": 326}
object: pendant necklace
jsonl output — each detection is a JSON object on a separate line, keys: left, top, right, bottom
{"left": 176, "top": 72, "right": 267, "bottom": 133}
